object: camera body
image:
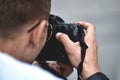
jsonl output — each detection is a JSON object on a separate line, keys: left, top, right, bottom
{"left": 36, "top": 15, "right": 85, "bottom": 62}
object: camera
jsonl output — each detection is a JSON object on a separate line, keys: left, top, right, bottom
{"left": 36, "top": 14, "right": 86, "bottom": 62}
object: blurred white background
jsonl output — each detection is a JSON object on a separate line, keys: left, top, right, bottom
{"left": 51, "top": 0, "right": 120, "bottom": 80}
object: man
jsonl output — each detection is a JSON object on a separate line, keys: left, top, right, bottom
{"left": 0, "top": 0, "right": 109, "bottom": 80}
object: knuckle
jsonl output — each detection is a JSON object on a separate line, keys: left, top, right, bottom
{"left": 91, "top": 24, "right": 96, "bottom": 29}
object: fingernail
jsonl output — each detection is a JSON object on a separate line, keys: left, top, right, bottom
{"left": 56, "top": 32, "right": 63, "bottom": 36}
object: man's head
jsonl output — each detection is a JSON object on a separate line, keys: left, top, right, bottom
{"left": 0, "top": 0, "right": 51, "bottom": 63}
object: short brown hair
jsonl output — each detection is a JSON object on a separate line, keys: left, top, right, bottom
{"left": 0, "top": 0, "right": 51, "bottom": 39}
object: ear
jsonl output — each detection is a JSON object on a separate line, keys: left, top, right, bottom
{"left": 29, "top": 20, "right": 47, "bottom": 46}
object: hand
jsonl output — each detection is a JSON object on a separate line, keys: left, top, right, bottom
{"left": 51, "top": 62, "right": 74, "bottom": 77}
{"left": 32, "top": 61, "right": 41, "bottom": 66}
{"left": 56, "top": 33, "right": 81, "bottom": 68}
{"left": 33, "top": 61, "right": 74, "bottom": 78}
{"left": 79, "top": 22, "right": 99, "bottom": 80}
{"left": 56, "top": 21, "right": 99, "bottom": 79}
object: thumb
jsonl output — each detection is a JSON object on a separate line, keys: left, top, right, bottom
{"left": 56, "top": 32, "right": 74, "bottom": 49}
{"left": 56, "top": 32, "right": 81, "bottom": 67}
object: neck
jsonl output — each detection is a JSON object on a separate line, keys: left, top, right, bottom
{"left": 0, "top": 34, "right": 35, "bottom": 64}
{"left": 0, "top": 39, "right": 19, "bottom": 58}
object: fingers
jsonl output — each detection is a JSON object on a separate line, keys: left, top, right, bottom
{"left": 55, "top": 21, "right": 97, "bottom": 69}
{"left": 78, "top": 21, "right": 97, "bottom": 47}
{"left": 56, "top": 32, "right": 81, "bottom": 68}
{"left": 79, "top": 21, "right": 96, "bottom": 33}
{"left": 79, "top": 21, "right": 96, "bottom": 39}
{"left": 56, "top": 32, "right": 74, "bottom": 49}
{"left": 77, "top": 22, "right": 99, "bottom": 79}
{"left": 52, "top": 64, "right": 63, "bottom": 74}
{"left": 32, "top": 61, "right": 41, "bottom": 67}
{"left": 56, "top": 32, "right": 80, "bottom": 53}
{"left": 51, "top": 62, "right": 73, "bottom": 77}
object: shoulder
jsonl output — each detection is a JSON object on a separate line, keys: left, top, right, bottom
{"left": 0, "top": 53, "right": 62, "bottom": 80}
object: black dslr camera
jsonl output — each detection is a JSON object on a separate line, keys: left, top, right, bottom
{"left": 36, "top": 15, "right": 86, "bottom": 62}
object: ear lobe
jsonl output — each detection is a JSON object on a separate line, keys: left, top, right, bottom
{"left": 29, "top": 20, "right": 47, "bottom": 46}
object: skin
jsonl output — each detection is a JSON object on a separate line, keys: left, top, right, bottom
{"left": 52, "top": 62, "right": 73, "bottom": 77}
{"left": 0, "top": 20, "right": 48, "bottom": 63}
{"left": 0, "top": 19, "right": 99, "bottom": 79}
{"left": 52, "top": 21, "right": 99, "bottom": 79}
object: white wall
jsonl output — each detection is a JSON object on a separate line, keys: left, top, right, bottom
{"left": 51, "top": 0, "right": 120, "bottom": 80}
